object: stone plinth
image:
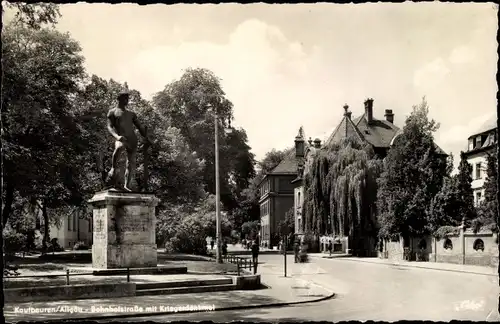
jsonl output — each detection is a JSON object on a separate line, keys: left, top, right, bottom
{"left": 89, "top": 190, "right": 159, "bottom": 269}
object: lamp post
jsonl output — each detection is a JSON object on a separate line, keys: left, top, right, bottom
{"left": 207, "top": 98, "right": 232, "bottom": 264}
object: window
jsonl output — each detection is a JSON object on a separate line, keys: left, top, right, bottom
{"left": 443, "top": 239, "right": 453, "bottom": 250}
{"left": 476, "top": 136, "right": 482, "bottom": 148}
{"left": 298, "top": 219, "right": 302, "bottom": 232}
{"left": 297, "top": 192, "right": 301, "bottom": 207}
{"left": 68, "top": 214, "right": 72, "bottom": 231}
{"left": 476, "top": 191, "right": 482, "bottom": 206}
{"left": 473, "top": 239, "right": 484, "bottom": 252}
{"left": 475, "top": 163, "right": 481, "bottom": 179}
{"left": 468, "top": 139, "right": 474, "bottom": 151}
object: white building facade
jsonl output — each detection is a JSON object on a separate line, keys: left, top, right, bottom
{"left": 463, "top": 118, "right": 497, "bottom": 206}
{"left": 49, "top": 209, "right": 92, "bottom": 248}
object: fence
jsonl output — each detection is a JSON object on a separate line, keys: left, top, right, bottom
{"left": 222, "top": 254, "right": 255, "bottom": 275}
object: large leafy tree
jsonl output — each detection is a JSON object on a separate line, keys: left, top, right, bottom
{"left": 474, "top": 149, "right": 498, "bottom": 231}
{"left": 377, "top": 98, "right": 448, "bottom": 240}
{"left": 2, "top": 23, "right": 87, "bottom": 236}
{"left": 429, "top": 152, "right": 475, "bottom": 231}
{"left": 302, "top": 137, "right": 383, "bottom": 254}
{"left": 4, "top": 2, "right": 61, "bottom": 30}
{"left": 152, "top": 68, "right": 255, "bottom": 211}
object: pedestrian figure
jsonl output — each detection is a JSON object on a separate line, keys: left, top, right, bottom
{"left": 210, "top": 239, "right": 214, "bottom": 250}
{"left": 251, "top": 241, "right": 259, "bottom": 274}
{"left": 222, "top": 241, "right": 228, "bottom": 256}
{"left": 294, "top": 240, "right": 300, "bottom": 263}
{"left": 328, "top": 240, "right": 333, "bottom": 257}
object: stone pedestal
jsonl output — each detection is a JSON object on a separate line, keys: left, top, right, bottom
{"left": 89, "top": 190, "right": 159, "bottom": 269}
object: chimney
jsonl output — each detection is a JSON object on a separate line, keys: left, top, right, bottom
{"left": 364, "top": 98, "right": 374, "bottom": 124}
{"left": 295, "top": 127, "right": 305, "bottom": 159}
{"left": 384, "top": 109, "right": 394, "bottom": 123}
{"left": 313, "top": 138, "right": 322, "bottom": 148}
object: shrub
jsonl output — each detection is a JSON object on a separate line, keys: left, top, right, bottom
{"left": 72, "top": 241, "right": 89, "bottom": 251}
{"left": 3, "top": 224, "right": 27, "bottom": 256}
{"left": 302, "top": 231, "right": 319, "bottom": 252}
{"left": 434, "top": 225, "right": 460, "bottom": 239}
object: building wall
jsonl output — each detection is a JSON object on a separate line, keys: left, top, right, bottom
{"left": 273, "top": 195, "right": 294, "bottom": 233}
{"left": 49, "top": 211, "right": 92, "bottom": 249}
{"left": 259, "top": 198, "right": 271, "bottom": 247}
{"left": 466, "top": 153, "right": 490, "bottom": 205}
{"left": 382, "top": 236, "right": 433, "bottom": 261}
{"left": 275, "top": 176, "right": 295, "bottom": 193}
{"left": 294, "top": 186, "right": 304, "bottom": 234}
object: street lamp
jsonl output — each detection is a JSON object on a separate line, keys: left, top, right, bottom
{"left": 206, "top": 98, "right": 232, "bottom": 264}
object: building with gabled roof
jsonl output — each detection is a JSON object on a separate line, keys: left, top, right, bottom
{"left": 291, "top": 98, "right": 448, "bottom": 254}
{"left": 462, "top": 115, "right": 497, "bottom": 206}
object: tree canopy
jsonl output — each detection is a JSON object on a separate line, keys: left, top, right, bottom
{"left": 377, "top": 98, "right": 448, "bottom": 239}
{"left": 301, "top": 136, "right": 383, "bottom": 255}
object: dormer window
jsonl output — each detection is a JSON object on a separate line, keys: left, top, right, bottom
{"left": 476, "top": 136, "right": 482, "bottom": 149}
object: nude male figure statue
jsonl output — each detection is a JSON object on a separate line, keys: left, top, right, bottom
{"left": 106, "top": 86, "right": 150, "bottom": 192}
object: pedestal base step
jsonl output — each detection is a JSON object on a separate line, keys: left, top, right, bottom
{"left": 69, "top": 265, "right": 187, "bottom": 276}
{"left": 136, "top": 278, "right": 233, "bottom": 290}
{"left": 136, "top": 283, "right": 237, "bottom": 296}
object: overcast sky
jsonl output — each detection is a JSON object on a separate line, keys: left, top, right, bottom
{"left": 13, "top": 3, "right": 500, "bottom": 167}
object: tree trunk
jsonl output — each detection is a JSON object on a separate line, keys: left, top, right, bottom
{"left": 2, "top": 180, "right": 14, "bottom": 227}
{"left": 42, "top": 200, "right": 49, "bottom": 253}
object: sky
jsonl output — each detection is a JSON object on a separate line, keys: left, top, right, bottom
{"left": 7, "top": 3, "right": 499, "bottom": 169}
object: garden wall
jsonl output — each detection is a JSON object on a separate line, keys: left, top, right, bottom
{"left": 429, "top": 229, "right": 497, "bottom": 268}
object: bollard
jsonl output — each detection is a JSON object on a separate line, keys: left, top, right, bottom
{"left": 249, "top": 257, "right": 252, "bottom": 272}
{"left": 66, "top": 269, "right": 70, "bottom": 285}
{"left": 237, "top": 258, "right": 240, "bottom": 276}
{"left": 127, "top": 267, "right": 130, "bottom": 282}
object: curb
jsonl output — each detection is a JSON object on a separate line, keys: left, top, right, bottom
{"left": 35, "top": 281, "right": 335, "bottom": 322}
{"left": 331, "top": 257, "right": 497, "bottom": 277}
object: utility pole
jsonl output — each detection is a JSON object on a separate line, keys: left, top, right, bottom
{"left": 284, "top": 233, "right": 287, "bottom": 277}
{"left": 215, "top": 106, "right": 222, "bottom": 264}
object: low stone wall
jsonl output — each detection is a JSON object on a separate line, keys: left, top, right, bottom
{"left": 432, "top": 253, "right": 463, "bottom": 265}
{"left": 5, "top": 282, "right": 136, "bottom": 303}
{"left": 232, "top": 274, "right": 261, "bottom": 290}
{"left": 465, "top": 255, "right": 499, "bottom": 267}
{"left": 384, "top": 229, "right": 499, "bottom": 267}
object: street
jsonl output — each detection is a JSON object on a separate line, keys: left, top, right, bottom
{"left": 116, "top": 254, "right": 498, "bottom": 322}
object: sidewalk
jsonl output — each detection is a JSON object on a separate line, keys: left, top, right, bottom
{"left": 4, "top": 272, "right": 334, "bottom": 322}
{"left": 309, "top": 254, "right": 498, "bottom": 276}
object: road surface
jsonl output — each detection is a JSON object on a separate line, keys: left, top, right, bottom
{"left": 107, "top": 254, "right": 497, "bottom": 322}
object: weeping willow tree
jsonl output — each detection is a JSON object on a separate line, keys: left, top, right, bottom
{"left": 302, "top": 136, "right": 383, "bottom": 253}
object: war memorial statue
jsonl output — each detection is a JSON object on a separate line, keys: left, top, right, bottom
{"left": 88, "top": 83, "right": 159, "bottom": 269}
{"left": 106, "top": 84, "right": 151, "bottom": 192}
